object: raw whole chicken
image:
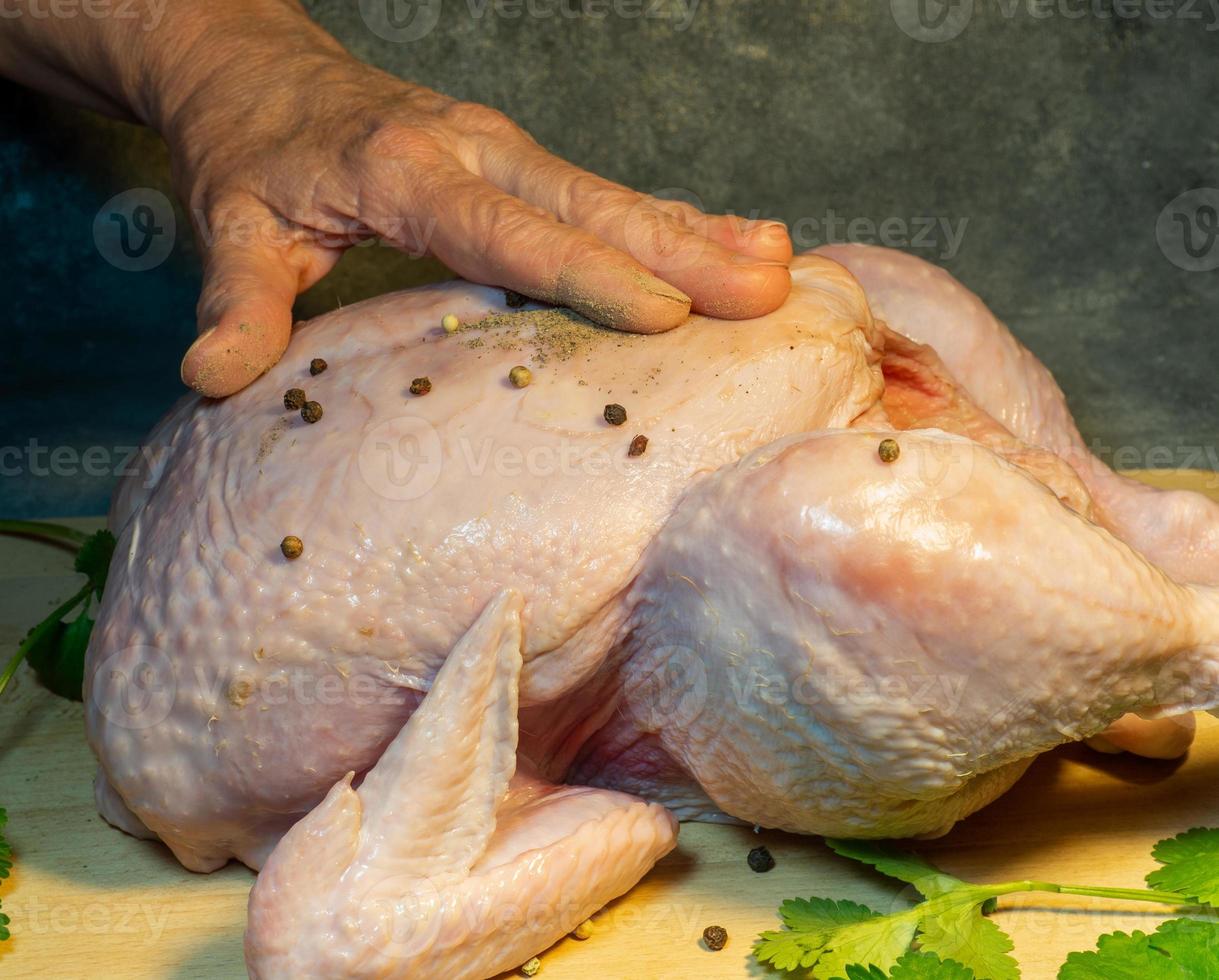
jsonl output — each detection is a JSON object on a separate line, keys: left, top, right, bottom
{"left": 84, "top": 246, "right": 1219, "bottom": 979}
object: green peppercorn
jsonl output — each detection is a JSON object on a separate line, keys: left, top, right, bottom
{"left": 283, "top": 388, "right": 306, "bottom": 411}
{"left": 309, "top": 358, "right": 328, "bottom": 376}
{"left": 628, "top": 434, "right": 648, "bottom": 457}
{"left": 748, "top": 845, "right": 775, "bottom": 873}
{"left": 504, "top": 289, "right": 527, "bottom": 308}
{"left": 280, "top": 536, "right": 303, "bottom": 560}
{"left": 410, "top": 377, "right": 432, "bottom": 396}
{"left": 702, "top": 925, "right": 728, "bottom": 951}
{"left": 878, "top": 437, "right": 901, "bottom": 463}
{"left": 519, "top": 957, "right": 541, "bottom": 977}
{"left": 300, "top": 401, "right": 323, "bottom": 424}
{"left": 508, "top": 365, "right": 533, "bottom": 388}
{"left": 604, "top": 403, "right": 627, "bottom": 426}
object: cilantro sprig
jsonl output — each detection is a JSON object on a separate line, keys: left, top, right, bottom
{"left": 755, "top": 830, "right": 1219, "bottom": 979}
{"left": 0, "top": 808, "right": 11, "bottom": 942}
{"left": 0, "top": 520, "right": 115, "bottom": 701}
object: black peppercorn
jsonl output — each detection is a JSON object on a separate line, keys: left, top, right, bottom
{"left": 310, "top": 357, "right": 328, "bottom": 376}
{"left": 504, "top": 289, "right": 527, "bottom": 308}
{"left": 604, "top": 403, "right": 627, "bottom": 426}
{"left": 280, "top": 535, "right": 303, "bottom": 560}
{"left": 878, "top": 438, "right": 901, "bottom": 463}
{"left": 748, "top": 845, "right": 775, "bottom": 873}
{"left": 410, "top": 377, "right": 432, "bottom": 396}
{"left": 284, "top": 388, "right": 306, "bottom": 411}
{"left": 702, "top": 925, "right": 728, "bottom": 951}
{"left": 300, "top": 401, "right": 323, "bottom": 424}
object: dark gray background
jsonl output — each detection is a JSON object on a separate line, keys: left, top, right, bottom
{"left": 2, "top": 0, "right": 1216, "bottom": 518}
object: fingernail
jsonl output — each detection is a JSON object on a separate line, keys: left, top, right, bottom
{"left": 639, "top": 272, "right": 691, "bottom": 306}
{"left": 181, "top": 326, "right": 215, "bottom": 364}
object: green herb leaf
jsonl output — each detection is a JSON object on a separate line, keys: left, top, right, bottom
{"left": 1, "top": 524, "right": 113, "bottom": 702}
{"left": 1147, "top": 828, "right": 1219, "bottom": 905}
{"left": 779, "top": 896, "right": 880, "bottom": 934}
{"left": 756, "top": 897, "right": 907, "bottom": 973}
{"left": 0, "top": 809, "right": 10, "bottom": 881}
{"left": 827, "top": 839, "right": 968, "bottom": 899}
{"left": 25, "top": 613, "right": 90, "bottom": 701}
{"left": 1146, "top": 918, "right": 1219, "bottom": 975}
{"left": 1057, "top": 918, "right": 1219, "bottom": 979}
{"left": 74, "top": 529, "right": 116, "bottom": 599}
{"left": 815, "top": 914, "right": 922, "bottom": 979}
{"left": 0, "top": 808, "right": 10, "bottom": 942}
{"left": 916, "top": 901, "right": 1018, "bottom": 980}
{"left": 847, "top": 951, "right": 978, "bottom": 979}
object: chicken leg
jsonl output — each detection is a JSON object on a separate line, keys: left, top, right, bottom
{"left": 815, "top": 243, "right": 1216, "bottom": 758}
{"left": 609, "top": 428, "right": 1219, "bottom": 838}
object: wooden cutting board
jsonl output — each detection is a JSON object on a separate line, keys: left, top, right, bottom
{"left": 2, "top": 470, "right": 1218, "bottom": 980}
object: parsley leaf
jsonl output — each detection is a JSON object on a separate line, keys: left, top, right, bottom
{"left": 779, "top": 896, "right": 881, "bottom": 934}
{"left": 1057, "top": 918, "right": 1219, "bottom": 979}
{"left": 847, "top": 951, "right": 978, "bottom": 979}
{"left": 1147, "top": 828, "right": 1219, "bottom": 905}
{"left": 827, "top": 839, "right": 968, "bottom": 899}
{"left": 74, "top": 529, "right": 116, "bottom": 599}
{"left": 0, "top": 808, "right": 10, "bottom": 880}
{"left": 0, "top": 808, "right": 10, "bottom": 942}
{"left": 755, "top": 896, "right": 921, "bottom": 975}
{"left": 756, "top": 898, "right": 885, "bottom": 971}
{"left": 916, "top": 902, "right": 1018, "bottom": 980}
{"left": 0, "top": 526, "right": 116, "bottom": 702}
{"left": 815, "top": 913, "right": 921, "bottom": 979}
{"left": 757, "top": 832, "right": 1219, "bottom": 979}
{"left": 24, "top": 612, "right": 90, "bottom": 702}
{"left": 1148, "top": 918, "right": 1219, "bottom": 975}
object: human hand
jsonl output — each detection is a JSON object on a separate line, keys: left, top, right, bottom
{"left": 0, "top": 0, "right": 791, "bottom": 396}
{"left": 163, "top": 40, "right": 790, "bottom": 395}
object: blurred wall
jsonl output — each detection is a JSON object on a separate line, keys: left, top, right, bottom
{"left": 2, "top": 0, "right": 1217, "bottom": 517}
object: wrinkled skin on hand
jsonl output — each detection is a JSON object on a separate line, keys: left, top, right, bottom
{"left": 163, "top": 24, "right": 791, "bottom": 396}
{"left": 0, "top": 0, "right": 791, "bottom": 397}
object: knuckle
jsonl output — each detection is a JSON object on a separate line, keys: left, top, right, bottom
{"left": 561, "top": 172, "right": 630, "bottom": 217}
{"left": 439, "top": 101, "right": 521, "bottom": 140}
{"left": 358, "top": 117, "right": 447, "bottom": 163}
{"left": 482, "top": 196, "right": 550, "bottom": 246}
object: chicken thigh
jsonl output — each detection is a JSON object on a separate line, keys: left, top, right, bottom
{"left": 84, "top": 251, "right": 1219, "bottom": 979}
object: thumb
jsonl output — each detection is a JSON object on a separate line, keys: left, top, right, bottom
{"left": 181, "top": 235, "right": 304, "bottom": 398}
